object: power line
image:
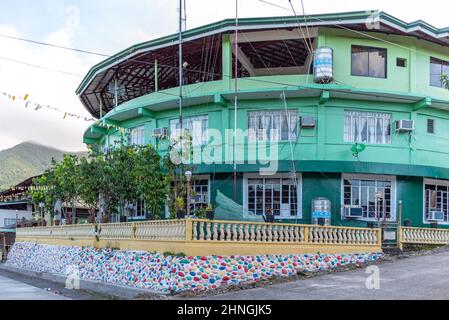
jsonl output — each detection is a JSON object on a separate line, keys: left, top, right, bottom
{"left": 0, "top": 33, "right": 109, "bottom": 57}
{"left": 257, "top": 0, "right": 290, "bottom": 11}
{"left": 0, "top": 56, "right": 83, "bottom": 77}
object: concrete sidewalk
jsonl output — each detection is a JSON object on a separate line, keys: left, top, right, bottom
{"left": 0, "top": 274, "right": 69, "bottom": 300}
{"left": 200, "top": 251, "right": 449, "bottom": 300}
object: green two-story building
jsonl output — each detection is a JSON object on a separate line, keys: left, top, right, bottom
{"left": 78, "top": 11, "right": 449, "bottom": 228}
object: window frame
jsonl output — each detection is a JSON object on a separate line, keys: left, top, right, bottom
{"left": 427, "top": 118, "right": 436, "bottom": 134}
{"left": 423, "top": 178, "right": 449, "bottom": 225}
{"left": 430, "top": 57, "right": 449, "bottom": 88}
{"left": 351, "top": 45, "right": 388, "bottom": 79}
{"left": 165, "top": 175, "right": 211, "bottom": 217}
{"left": 344, "top": 110, "right": 392, "bottom": 145}
{"left": 243, "top": 173, "right": 302, "bottom": 219}
{"left": 169, "top": 115, "right": 209, "bottom": 147}
{"left": 191, "top": 176, "right": 211, "bottom": 212}
{"left": 341, "top": 173, "right": 397, "bottom": 222}
{"left": 247, "top": 110, "right": 298, "bottom": 143}
{"left": 128, "top": 125, "right": 146, "bottom": 146}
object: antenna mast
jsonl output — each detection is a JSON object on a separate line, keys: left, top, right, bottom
{"left": 233, "top": 0, "right": 239, "bottom": 202}
{"left": 178, "top": 0, "right": 184, "bottom": 147}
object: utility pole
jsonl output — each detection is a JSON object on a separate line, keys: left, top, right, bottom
{"left": 233, "top": 0, "right": 239, "bottom": 202}
{"left": 178, "top": 0, "right": 184, "bottom": 151}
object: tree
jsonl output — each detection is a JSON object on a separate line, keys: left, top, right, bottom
{"left": 135, "top": 146, "right": 168, "bottom": 220}
{"left": 104, "top": 146, "right": 139, "bottom": 221}
{"left": 29, "top": 171, "right": 58, "bottom": 225}
{"left": 78, "top": 150, "right": 105, "bottom": 223}
{"left": 53, "top": 155, "right": 79, "bottom": 224}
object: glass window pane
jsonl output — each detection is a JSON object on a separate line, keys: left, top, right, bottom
{"left": 352, "top": 46, "right": 369, "bottom": 76}
{"left": 369, "top": 48, "right": 387, "bottom": 78}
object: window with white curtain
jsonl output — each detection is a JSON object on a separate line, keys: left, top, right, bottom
{"left": 170, "top": 115, "right": 208, "bottom": 146}
{"left": 344, "top": 111, "right": 391, "bottom": 144}
{"left": 128, "top": 126, "right": 145, "bottom": 146}
{"left": 248, "top": 110, "right": 298, "bottom": 142}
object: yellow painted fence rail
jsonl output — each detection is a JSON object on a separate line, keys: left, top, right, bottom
{"left": 399, "top": 227, "right": 449, "bottom": 249}
{"left": 16, "top": 219, "right": 382, "bottom": 256}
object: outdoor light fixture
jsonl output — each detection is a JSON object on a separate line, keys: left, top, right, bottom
{"left": 185, "top": 171, "right": 192, "bottom": 182}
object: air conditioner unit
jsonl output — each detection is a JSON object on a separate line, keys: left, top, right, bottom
{"left": 396, "top": 120, "right": 415, "bottom": 133}
{"left": 152, "top": 128, "right": 168, "bottom": 139}
{"left": 429, "top": 211, "right": 445, "bottom": 222}
{"left": 344, "top": 206, "right": 364, "bottom": 218}
{"left": 300, "top": 116, "right": 316, "bottom": 128}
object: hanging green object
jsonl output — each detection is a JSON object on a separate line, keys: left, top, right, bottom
{"left": 351, "top": 143, "right": 366, "bottom": 154}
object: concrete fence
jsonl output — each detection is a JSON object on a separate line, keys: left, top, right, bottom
{"left": 399, "top": 227, "right": 449, "bottom": 249}
{"left": 16, "top": 219, "right": 382, "bottom": 256}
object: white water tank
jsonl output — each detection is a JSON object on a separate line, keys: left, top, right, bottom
{"left": 313, "top": 47, "right": 334, "bottom": 84}
{"left": 312, "top": 198, "right": 332, "bottom": 226}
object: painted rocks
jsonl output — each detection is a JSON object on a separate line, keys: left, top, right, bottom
{"left": 6, "top": 242, "right": 383, "bottom": 294}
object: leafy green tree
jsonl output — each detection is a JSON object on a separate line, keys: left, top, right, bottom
{"left": 104, "top": 146, "right": 139, "bottom": 220}
{"left": 441, "top": 74, "right": 449, "bottom": 89}
{"left": 135, "top": 146, "right": 168, "bottom": 220}
{"left": 78, "top": 150, "right": 106, "bottom": 223}
{"left": 53, "top": 155, "right": 79, "bottom": 224}
{"left": 29, "top": 171, "right": 58, "bottom": 225}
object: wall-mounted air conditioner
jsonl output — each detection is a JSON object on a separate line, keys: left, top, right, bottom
{"left": 300, "top": 116, "right": 316, "bottom": 128}
{"left": 396, "top": 120, "right": 415, "bottom": 133}
{"left": 344, "top": 206, "right": 364, "bottom": 218}
{"left": 153, "top": 128, "right": 168, "bottom": 139}
{"left": 428, "top": 211, "right": 445, "bottom": 222}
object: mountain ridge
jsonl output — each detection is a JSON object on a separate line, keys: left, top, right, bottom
{"left": 0, "top": 142, "right": 87, "bottom": 191}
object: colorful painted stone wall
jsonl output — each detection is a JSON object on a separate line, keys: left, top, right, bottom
{"left": 6, "top": 242, "right": 383, "bottom": 294}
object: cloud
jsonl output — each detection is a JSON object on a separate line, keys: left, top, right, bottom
{"left": 0, "top": 5, "right": 102, "bottom": 152}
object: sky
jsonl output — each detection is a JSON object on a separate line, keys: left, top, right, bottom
{"left": 0, "top": 0, "right": 448, "bottom": 152}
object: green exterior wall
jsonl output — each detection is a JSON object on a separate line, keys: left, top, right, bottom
{"left": 81, "top": 23, "right": 449, "bottom": 229}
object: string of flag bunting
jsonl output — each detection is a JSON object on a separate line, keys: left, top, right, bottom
{"left": 0, "top": 90, "right": 96, "bottom": 122}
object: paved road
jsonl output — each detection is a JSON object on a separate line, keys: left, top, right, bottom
{"left": 0, "top": 274, "right": 69, "bottom": 300}
{"left": 0, "top": 268, "right": 114, "bottom": 300}
{"left": 201, "top": 251, "right": 449, "bottom": 300}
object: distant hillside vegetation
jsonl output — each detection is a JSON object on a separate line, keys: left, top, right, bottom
{"left": 0, "top": 142, "right": 87, "bottom": 191}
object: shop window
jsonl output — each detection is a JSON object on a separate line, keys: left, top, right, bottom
{"left": 343, "top": 174, "right": 395, "bottom": 221}
{"left": 246, "top": 175, "right": 300, "bottom": 217}
{"left": 424, "top": 180, "right": 449, "bottom": 223}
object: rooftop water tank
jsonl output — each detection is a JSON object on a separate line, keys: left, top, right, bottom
{"left": 313, "top": 47, "right": 334, "bottom": 84}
